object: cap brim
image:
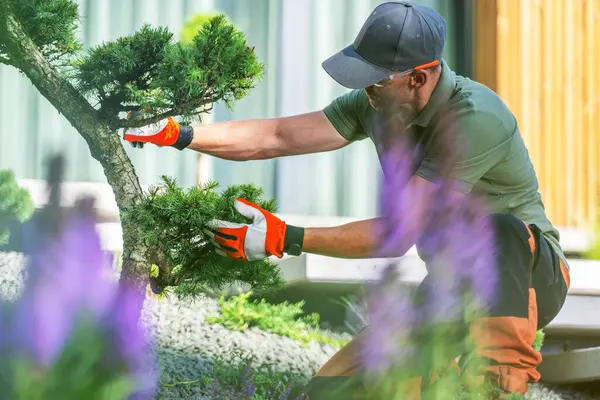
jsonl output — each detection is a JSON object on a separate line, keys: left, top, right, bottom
{"left": 322, "top": 45, "right": 393, "bottom": 89}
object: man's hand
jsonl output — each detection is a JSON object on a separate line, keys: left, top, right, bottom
{"left": 204, "top": 199, "right": 289, "bottom": 261}
{"left": 122, "top": 112, "right": 193, "bottom": 150}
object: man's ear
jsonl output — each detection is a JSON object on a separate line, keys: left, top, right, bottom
{"left": 410, "top": 70, "right": 428, "bottom": 89}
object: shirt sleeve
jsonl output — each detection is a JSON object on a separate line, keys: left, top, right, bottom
{"left": 415, "top": 111, "right": 513, "bottom": 193}
{"left": 323, "top": 89, "right": 370, "bottom": 142}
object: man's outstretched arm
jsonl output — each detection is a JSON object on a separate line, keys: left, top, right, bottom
{"left": 122, "top": 110, "right": 350, "bottom": 161}
{"left": 204, "top": 175, "right": 440, "bottom": 261}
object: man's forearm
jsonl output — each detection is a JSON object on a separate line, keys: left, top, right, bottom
{"left": 300, "top": 218, "right": 386, "bottom": 259}
{"left": 186, "top": 111, "right": 349, "bottom": 161}
{"left": 188, "top": 118, "right": 281, "bottom": 161}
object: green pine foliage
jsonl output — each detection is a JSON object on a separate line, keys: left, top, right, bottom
{"left": 125, "top": 176, "right": 284, "bottom": 298}
{"left": 3, "top": 1, "right": 264, "bottom": 124}
{"left": 71, "top": 25, "right": 174, "bottom": 113}
{"left": 0, "top": 169, "right": 34, "bottom": 245}
{"left": 5, "top": 0, "right": 83, "bottom": 65}
{"left": 72, "top": 13, "right": 264, "bottom": 124}
{"left": 180, "top": 13, "right": 221, "bottom": 45}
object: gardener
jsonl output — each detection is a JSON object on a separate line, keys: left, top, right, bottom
{"left": 123, "top": 1, "right": 570, "bottom": 397}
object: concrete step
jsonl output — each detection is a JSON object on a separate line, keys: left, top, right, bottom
{"left": 539, "top": 346, "right": 600, "bottom": 384}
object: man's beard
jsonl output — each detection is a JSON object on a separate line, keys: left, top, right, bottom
{"left": 373, "top": 97, "right": 418, "bottom": 128}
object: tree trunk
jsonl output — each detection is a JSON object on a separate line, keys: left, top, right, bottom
{"left": 2, "top": 10, "right": 149, "bottom": 295}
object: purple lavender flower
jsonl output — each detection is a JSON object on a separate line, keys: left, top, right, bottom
{"left": 108, "top": 283, "right": 157, "bottom": 398}
{"left": 358, "top": 123, "right": 499, "bottom": 382}
{"left": 359, "top": 264, "right": 417, "bottom": 373}
{"left": 59, "top": 214, "right": 117, "bottom": 317}
{"left": 426, "top": 197, "right": 498, "bottom": 314}
{"left": 376, "top": 140, "right": 425, "bottom": 258}
{"left": 241, "top": 364, "right": 256, "bottom": 398}
{"left": 10, "top": 274, "right": 76, "bottom": 367}
{"left": 0, "top": 155, "right": 157, "bottom": 399}
{"left": 7, "top": 209, "right": 155, "bottom": 398}
{"left": 9, "top": 212, "right": 116, "bottom": 367}
{"left": 462, "top": 199, "right": 498, "bottom": 310}
{"left": 277, "top": 380, "right": 294, "bottom": 400}
{"left": 423, "top": 267, "right": 461, "bottom": 323}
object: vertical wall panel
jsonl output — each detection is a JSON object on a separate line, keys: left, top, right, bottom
{"left": 585, "top": 0, "right": 600, "bottom": 226}
{"left": 209, "top": 0, "right": 279, "bottom": 200}
{"left": 490, "top": 0, "right": 600, "bottom": 231}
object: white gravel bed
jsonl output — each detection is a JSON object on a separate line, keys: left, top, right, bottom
{"left": 0, "top": 252, "right": 598, "bottom": 400}
{"left": 142, "top": 293, "right": 346, "bottom": 399}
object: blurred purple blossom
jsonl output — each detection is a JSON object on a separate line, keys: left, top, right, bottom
{"left": 359, "top": 265, "right": 417, "bottom": 373}
{"left": 375, "top": 139, "right": 424, "bottom": 258}
{"left": 277, "top": 380, "right": 294, "bottom": 400}
{"left": 9, "top": 212, "right": 115, "bottom": 367}
{"left": 5, "top": 198, "right": 155, "bottom": 396}
{"left": 109, "top": 283, "right": 157, "bottom": 399}
{"left": 422, "top": 194, "right": 498, "bottom": 314}
{"left": 361, "top": 121, "right": 499, "bottom": 378}
{"left": 241, "top": 364, "right": 256, "bottom": 398}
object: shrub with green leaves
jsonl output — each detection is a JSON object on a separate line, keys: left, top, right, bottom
{"left": 0, "top": 169, "right": 34, "bottom": 246}
{"left": 205, "top": 292, "right": 349, "bottom": 348}
{"left": 126, "top": 177, "right": 285, "bottom": 298}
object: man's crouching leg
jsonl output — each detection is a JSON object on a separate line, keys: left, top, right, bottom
{"left": 302, "top": 325, "right": 426, "bottom": 400}
{"left": 302, "top": 327, "right": 370, "bottom": 400}
{"left": 461, "top": 213, "right": 569, "bottom": 397}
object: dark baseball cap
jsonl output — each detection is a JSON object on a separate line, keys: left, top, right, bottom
{"left": 322, "top": 1, "right": 447, "bottom": 89}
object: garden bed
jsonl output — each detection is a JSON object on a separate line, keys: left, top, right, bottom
{"left": 1, "top": 252, "right": 599, "bottom": 399}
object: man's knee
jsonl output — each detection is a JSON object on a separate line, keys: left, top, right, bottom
{"left": 314, "top": 327, "right": 367, "bottom": 377}
{"left": 489, "top": 213, "right": 535, "bottom": 271}
{"left": 490, "top": 213, "right": 532, "bottom": 246}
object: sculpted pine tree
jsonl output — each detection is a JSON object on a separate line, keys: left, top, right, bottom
{"left": 0, "top": 0, "right": 284, "bottom": 298}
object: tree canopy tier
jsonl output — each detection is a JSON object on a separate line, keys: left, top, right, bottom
{"left": 71, "top": 14, "right": 264, "bottom": 127}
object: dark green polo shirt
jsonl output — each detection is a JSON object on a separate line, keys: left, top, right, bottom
{"left": 323, "top": 60, "right": 568, "bottom": 270}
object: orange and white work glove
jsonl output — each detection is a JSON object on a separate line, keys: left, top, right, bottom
{"left": 122, "top": 111, "right": 194, "bottom": 150}
{"left": 204, "top": 198, "right": 305, "bottom": 261}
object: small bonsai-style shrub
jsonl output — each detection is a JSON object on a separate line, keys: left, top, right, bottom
{"left": 126, "top": 177, "right": 285, "bottom": 299}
